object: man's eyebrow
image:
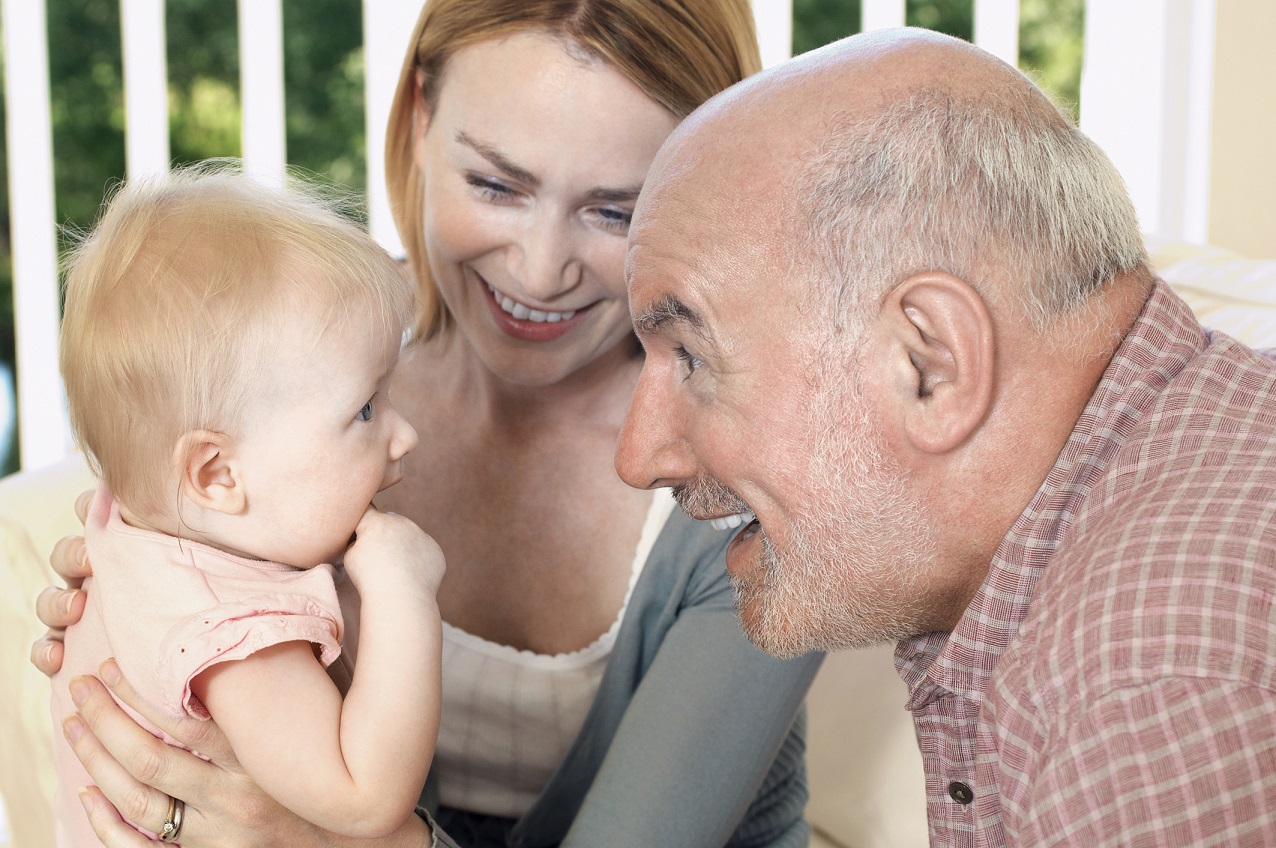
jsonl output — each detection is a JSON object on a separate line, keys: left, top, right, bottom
{"left": 633, "top": 295, "right": 707, "bottom": 337}
{"left": 456, "top": 130, "right": 538, "bottom": 187}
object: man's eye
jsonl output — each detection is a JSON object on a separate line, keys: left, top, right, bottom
{"left": 356, "top": 400, "right": 373, "bottom": 422}
{"left": 674, "top": 345, "right": 704, "bottom": 378}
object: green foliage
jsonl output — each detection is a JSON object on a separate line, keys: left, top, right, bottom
{"left": 793, "top": 0, "right": 861, "bottom": 57}
{"left": 792, "top": 0, "right": 1084, "bottom": 120}
{"left": 908, "top": 0, "right": 972, "bottom": 42}
{"left": 1019, "top": 0, "right": 1085, "bottom": 119}
{"left": 282, "top": 0, "right": 366, "bottom": 197}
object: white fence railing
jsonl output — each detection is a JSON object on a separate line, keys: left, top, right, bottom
{"left": 0, "top": 0, "right": 1227, "bottom": 471}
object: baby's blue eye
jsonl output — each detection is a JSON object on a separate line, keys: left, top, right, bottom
{"left": 356, "top": 400, "right": 373, "bottom": 422}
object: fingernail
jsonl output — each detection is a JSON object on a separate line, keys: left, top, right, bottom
{"left": 77, "top": 786, "right": 94, "bottom": 814}
{"left": 100, "top": 659, "right": 121, "bottom": 686}
{"left": 64, "top": 715, "right": 85, "bottom": 743}
{"left": 69, "top": 677, "right": 89, "bottom": 706}
{"left": 40, "top": 641, "right": 56, "bottom": 668}
{"left": 61, "top": 591, "right": 77, "bottom": 614}
{"left": 76, "top": 545, "right": 88, "bottom": 568}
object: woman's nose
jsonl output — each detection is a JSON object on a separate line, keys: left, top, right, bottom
{"left": 511, "top": 213, "right": 583, "bottom": 301}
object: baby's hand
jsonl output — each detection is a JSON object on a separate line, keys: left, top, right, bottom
{"left": 342, "top": 505, "right": 445, "bottom": 599}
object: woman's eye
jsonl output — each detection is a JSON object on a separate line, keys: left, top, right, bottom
{"left": 674, "top": 345, "right": 704, "bottom": 379}
{"left": 594, "top": 206, "right": 633, "bottom": 233}
{"left": 356, "top": 400, "right": 373, "bottom": 422}
{"left": 466, "top": 174, "right": 515, "bottom": 201}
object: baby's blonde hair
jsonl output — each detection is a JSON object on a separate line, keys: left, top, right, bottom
{"left": 60, "top": 162, "right": 415, "bottom": 516}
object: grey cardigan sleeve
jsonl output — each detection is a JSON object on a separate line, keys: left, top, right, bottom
{"left": 558, "top": 514, "right": 824, "bottom": 848}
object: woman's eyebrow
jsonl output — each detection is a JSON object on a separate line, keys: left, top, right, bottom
{"left": 456, "top": 130, "right": 643, "bottom": 202}
{"left": 456, "top": 130, "right": 538, "bottom": 187}
{"left": 588, "top": 185, "right": 643, "bottom": 203}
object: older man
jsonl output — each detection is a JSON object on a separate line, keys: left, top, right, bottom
{"left": 616, "top": 27, "right": 1276, "bottom": 847}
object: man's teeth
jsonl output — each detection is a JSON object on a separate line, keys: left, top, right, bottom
{"left": 709, "top": 511, "right": 755, "bottom": 531}
{"left": 488, "top": 283, "right": 575, "bottom": 323}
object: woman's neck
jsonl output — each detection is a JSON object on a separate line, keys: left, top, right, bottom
{"left": 408, "top": 328, "right": 644, "bottom": 432}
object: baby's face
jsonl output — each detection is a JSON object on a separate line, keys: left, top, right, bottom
{"left": 229, "top": 309, "right": 417, "bottom": 568}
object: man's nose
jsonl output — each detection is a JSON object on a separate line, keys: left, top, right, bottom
{"left": 615, "top": 362, "right": 694, "bottom": 490}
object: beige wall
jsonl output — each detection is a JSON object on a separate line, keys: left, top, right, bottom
{"left": 1208, "top": 0, "right": 1276, "bottom": 259}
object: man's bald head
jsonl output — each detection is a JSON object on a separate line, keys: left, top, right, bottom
{"left": 636, "top": 28, "right": 1150, "bottom": 336}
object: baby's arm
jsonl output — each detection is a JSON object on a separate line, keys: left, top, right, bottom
{"left": 191, "top": 507, "right": 445, "bottom": 839}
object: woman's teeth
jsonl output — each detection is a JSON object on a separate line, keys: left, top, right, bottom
{"left": 710, "top": 511, "right": 755, "bottom": 531}
{"left": 488, "top": 282, "right": 576, "bottom": 323}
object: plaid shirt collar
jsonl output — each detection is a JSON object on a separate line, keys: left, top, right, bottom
{"left": 895, "top": 280, "right": 1208, "bottom": 708}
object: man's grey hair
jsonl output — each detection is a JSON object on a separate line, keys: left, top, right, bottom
{"left": 800, "top": 86, "right": 1150, "bottom": 333}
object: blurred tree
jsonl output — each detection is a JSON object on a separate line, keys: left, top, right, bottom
{"left": 1020, "top": 0, "right": 1085, "bottom": 118}
{"left": 793, "top": 0, "right": 860, "bottom": 56}
{"left": 792, "top": 0, "right": 1083, "bottom": 119}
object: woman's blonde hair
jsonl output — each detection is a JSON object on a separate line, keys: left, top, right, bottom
{"left": 385, "top": 0, "right": 761, "bottom": 341}
{"left": 59, "top": 162, "right": 414, "bottom": 515}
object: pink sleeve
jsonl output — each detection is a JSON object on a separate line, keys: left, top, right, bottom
{"left": 155, "top": 592, "right": 343, "bottom": 718}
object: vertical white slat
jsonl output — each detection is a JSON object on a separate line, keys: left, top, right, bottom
{"left": 752, "top": 0, "right": 794, "bottom": 69}
{"left": 363, "top": 0, "right": 425, "bottom": 256}
{"left": 237, "top": 0, "right": 286, "bottom": 185}
{"left": 973, "top": 0, "right": 1019, "bottom": 65}
{"left": 120, "top": 0, "right": 170, "bottom": 178}
{"left": 862, "top": 0, "right": 906, "bottom": 33}
{"left": 1176, "top": 0, "right": 1216, "bottom": 244}
{"left": 1, "top": 0, "right": 72, "bottom": 468}
{"left": 1080, "top": 0, "right": 1216, "bottom": 240}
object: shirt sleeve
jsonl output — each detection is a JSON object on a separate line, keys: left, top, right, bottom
{"left": 561, "top": 559, "right": 824, "bottom": 848}
{"left": 1006, "top": 676, "right": 1276, "bottom": 846}
{"left": 155, "top": 592, "right": 343, "bottom": 719}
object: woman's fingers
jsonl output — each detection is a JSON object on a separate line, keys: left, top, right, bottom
{"left": 99, "top": 659, "right": 238, "bottom": 765}
{"left": 36, "top": 582, "right": 86, "bottom": 628}
{"left": 50, "top": 533, "right": 91, "bottom": 584}
{"left": 77, "top": 786, "right": 163, "bottom": 848}
{"left": 62, "top": 681, "right": 177, "bottom": 837}
{"left": 30, "top": 631, "right": 66, "bottom": 677}
{"left": 75, "top": 487, "right": 94, "bottom": 523}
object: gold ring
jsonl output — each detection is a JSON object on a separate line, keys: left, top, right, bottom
{"left": 158, "top": 795, "right": 184, "bottom": 843}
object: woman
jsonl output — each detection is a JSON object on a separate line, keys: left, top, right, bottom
{"left": 37, "top": 1, "right": 823, "bottom": 846}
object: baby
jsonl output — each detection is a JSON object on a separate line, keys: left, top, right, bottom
{"left": 51, "top": 164, "right": 444, "bottom": 845}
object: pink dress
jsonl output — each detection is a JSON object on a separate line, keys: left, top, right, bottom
{"left": 51, "top": 486, "right": 344, "bottom": 846}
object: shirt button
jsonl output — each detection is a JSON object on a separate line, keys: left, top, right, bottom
{"left": 948, "top": 781, "right": 974, "bottom": 805}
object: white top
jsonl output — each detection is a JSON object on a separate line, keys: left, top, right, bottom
{"left": 433, "top": 489, "right": 676, "bottom": 818}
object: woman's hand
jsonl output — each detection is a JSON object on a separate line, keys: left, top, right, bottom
{"left": 30, "top": 489, "right": 95, "bottom": 676}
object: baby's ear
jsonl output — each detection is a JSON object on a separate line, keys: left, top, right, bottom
{"left": 173, "top": 430, "right": 246, "bottom": 516}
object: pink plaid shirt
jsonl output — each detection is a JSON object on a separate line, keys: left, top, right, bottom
{"left": 896, "top": 281, "right": 1276, "bottom": 847}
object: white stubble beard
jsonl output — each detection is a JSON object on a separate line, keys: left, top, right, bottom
{"left": 732, "top": 353, "right": 938, "bottom": 658}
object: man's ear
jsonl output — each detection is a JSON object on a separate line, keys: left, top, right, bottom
{"left": 411, "top": 68, "right": 431, "bottom": 171}
{"left": 173, "top": 430, "right": 246, "bottom": 516}
{"left": 876, "top": 271, "right": 995, "bottom": 455}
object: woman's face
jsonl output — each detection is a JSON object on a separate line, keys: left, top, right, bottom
{"left": 413, "top": 32, "right": 680, "bottom": 387}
